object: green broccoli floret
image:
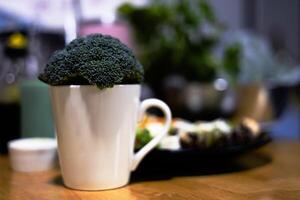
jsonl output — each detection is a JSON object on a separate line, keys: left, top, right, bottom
{"left": 135, "top": 128, "right": 153, "bottom": 150}
{"left": 39, "top": 34, "right": 144, "bottom": 89}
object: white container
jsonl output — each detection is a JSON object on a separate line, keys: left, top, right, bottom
{"left": 51, "top": 85, "right": 172, "bottom": 190}
{"left": 8, "top": 138, "right": 57, "bottom": 172}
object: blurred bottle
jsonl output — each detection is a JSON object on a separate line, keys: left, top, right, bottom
{"left": 0, "top": 31, "right": 28, "bottom": 153}
{"left": 20, "top": 80, "right": 55, "bottom": 138}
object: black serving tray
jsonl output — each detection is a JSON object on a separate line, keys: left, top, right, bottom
{"left": 132, "top": 134, "right": 272, "bottom": 182}
{"left": 136, "top": 133, "right": 272, "bottom": 169}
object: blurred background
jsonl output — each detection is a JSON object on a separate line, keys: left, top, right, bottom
{"left": 0, "top": 0, "right": 299, "bottom": 153}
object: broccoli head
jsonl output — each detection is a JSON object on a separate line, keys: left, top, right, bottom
{"left": 39, "top": 34, "right": 144, "bottom": 89}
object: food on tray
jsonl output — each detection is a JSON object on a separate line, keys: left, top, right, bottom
{"left": 159, "top": 136, "right": 181, "bottom": 150}
{"left": 136, "top": 116, "right": 181, "bottom": 150}
{"left": 178, "top": 119, "right": 232, "bottom": 149}
{"left": 136, "top": 116, "right": 264, "bottom": 150}
{"left": 135, "top": 128, "right": 152, "bottom": 150}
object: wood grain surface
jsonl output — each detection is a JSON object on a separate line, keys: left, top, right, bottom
{"left": 0, "top": 142, "right": 300, "bottom": 200}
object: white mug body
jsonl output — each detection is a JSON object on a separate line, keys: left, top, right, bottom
{"left": 51, "top": 85, "right": 140, "bottom": 190}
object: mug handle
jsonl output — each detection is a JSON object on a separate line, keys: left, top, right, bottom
{"left": 131, "top": 98, "right": 172, "bottom": 171}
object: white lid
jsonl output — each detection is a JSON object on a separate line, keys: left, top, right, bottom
{"left": 8, "top": 138, "right": 57, "bottom": 151}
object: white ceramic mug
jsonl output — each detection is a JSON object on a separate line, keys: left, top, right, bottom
{"left": 50, "top": 85, "right": 171, "bottom": 190}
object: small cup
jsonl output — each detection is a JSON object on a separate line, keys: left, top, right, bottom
{"left": 8, "top": 138, "right": 57, "bottom": 172}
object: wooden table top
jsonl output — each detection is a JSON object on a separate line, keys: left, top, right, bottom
{"left": 0, "top": 141, "right": 300, "bottom": 200}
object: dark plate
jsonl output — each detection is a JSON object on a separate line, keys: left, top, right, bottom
{"left": 132, "top": 134, "right": 272, "bottom": 182}
{"left": 137, "top": 133, "right": 272, "bottom": 169}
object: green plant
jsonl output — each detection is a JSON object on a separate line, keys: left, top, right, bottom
{"left": 118, "top": 0, "right": 241, "bottom": 89}
{"left": 39, "top": 34, "right": 144, "bottom": 89}
{"left": 222, "top": 42, "right": 242, "bottom": 85}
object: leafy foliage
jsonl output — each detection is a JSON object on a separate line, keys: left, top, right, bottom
{"left": 118, "top": 0, "right": 241, "bottom": 87}
{"left": 222, "top": 43, "right": 241, "bottom": 85}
